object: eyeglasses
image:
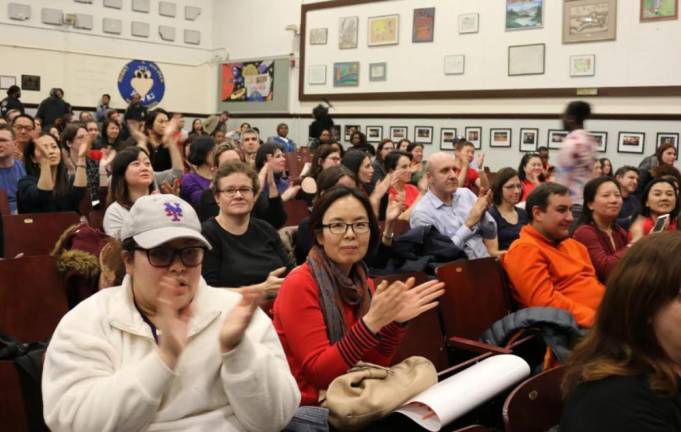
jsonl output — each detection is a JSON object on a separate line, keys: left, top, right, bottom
{"left": 13, "top": 125, "right": 34, "bottom": 132}
{"left": 218, "top": 187, "right": 253, "bottom": 197}
{"left": 321, "top": 221, "right": 371, "bottom": 235}
{"left": 135, "top": 246, "right": 206, "bottom": 267}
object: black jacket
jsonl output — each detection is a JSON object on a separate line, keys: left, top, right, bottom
{"left": 36, "top": 96, "right": 70, "bottom": 127}
{"left": 0, "top": 96, "right": 24, "bottom": 116}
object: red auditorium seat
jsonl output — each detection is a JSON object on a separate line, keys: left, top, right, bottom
{"left": 0, "top": 189, "right": 9, "bottom": 215}
{"left": 2, "top": 211, "right": 81, "bottom": 258}
{"left": 283, "top": 199, "right": 310, "bottom": 227}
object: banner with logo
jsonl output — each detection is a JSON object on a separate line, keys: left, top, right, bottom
{"left": 221, "top": 60, "right": 274, "bottom": 102}
{"left": 118, "top": 60, "right": 166, "bottom": 108}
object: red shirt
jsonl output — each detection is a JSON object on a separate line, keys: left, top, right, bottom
{"left": 642, "top": 217, "right": 678, "bottom": 235}
{"left": 521, "top": 179, "right": 540, "bottom": 202}
{"left": 273, "top": 263, "right": 406, "bottom": 406}
{"left": 388, "top": 183, "right": 420, "bottom": 209}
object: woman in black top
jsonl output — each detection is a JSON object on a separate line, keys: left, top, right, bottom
{"left": 561, "top": 232, "right": 681, "bottom": 432}
{"left": 349, "top": 131, "right": 376, "bottom": 156}
{"left": 487, "top": 168, "right": 528, "bottom": 253}
{"left": 18, "top": 133, "right": 87, "bottom": 213}
{"left": 61, "top": 123, "right": 100, "bottom": 206}
{"left": 202, "top": 161, "right": 293, "bottom": 294}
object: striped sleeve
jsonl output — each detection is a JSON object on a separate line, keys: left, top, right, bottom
{"left": 336, "top": 319, "right": 382, "bottom": 366}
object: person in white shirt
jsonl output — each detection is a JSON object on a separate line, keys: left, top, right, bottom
{"left": 43, "top": 194, "right": 300, "bottom": 431}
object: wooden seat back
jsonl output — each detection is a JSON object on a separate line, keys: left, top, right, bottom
{"left": 0, "top": 189, "right": 9, "bottom": 215}
{"left": 2, "top": 212, "right": 81, "bottom": 258}
{"left": 503, "top": 366, "right": 565, "bottom": 432}
{"left": 283, "top": 199, "right": 310, "bottom": 227}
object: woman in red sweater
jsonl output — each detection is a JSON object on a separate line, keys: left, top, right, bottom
{"left": 273, "top": 186, "right": 444, "bottom": 406}
{"left": 631, "top": 177, "right": 679, "bottom": 235}
{"left": 572, "top": 177, "right": 635, "bottom": 283}
{"left": 518, "top": 153, "right": 544, "bottom": 202}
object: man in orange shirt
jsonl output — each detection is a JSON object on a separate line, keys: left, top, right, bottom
{"left": 501, "top": 182, "right": 605, "bottom": 327}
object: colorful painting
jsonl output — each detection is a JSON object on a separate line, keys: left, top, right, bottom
{"left": 412, "top": 7, "right": 435, "bottom": 43}
{"left": 339, "top": 16, "right": 358, "bottom": 49}
{"left": 641, "top": 0, "right": 678, "bottom": 21}
{"left": 506, "top": 0, "right": 544, "bottom": 30}
{"left": 333, "top": 62, "right": 359, "bottom": 87}
{"left": 221, "top": 61, "right": 274, "bottom": 102}
{"left": 368, "top": 15, "right": 399, "bottom": 46}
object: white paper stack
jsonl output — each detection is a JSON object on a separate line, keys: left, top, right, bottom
{"left": 395, "top": 354, "right": 531, "bottom": 431}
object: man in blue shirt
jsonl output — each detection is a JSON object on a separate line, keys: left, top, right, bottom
{"left": 0, "top": 124, "right": 26, "bottom": 213}
{"left": 410, "top": 151, "right": 497, "bottom": 259}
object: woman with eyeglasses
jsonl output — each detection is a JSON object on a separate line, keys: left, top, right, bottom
{"left": 487, "top": 168, "right": 529, "bottom": 254}
{"left": 202, "top": 161, "right": 293, "bottom": 296}
{"left": 42, "top": 194, "right": 300, "bottom": 431}
{"left": 296, "top": 143, "right": 343, "bottom": 206}
{"left": 273, "top": 186, "right": 444, "bottom": 407}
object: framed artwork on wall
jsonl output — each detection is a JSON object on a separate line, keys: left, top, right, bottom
{"left": 618, "top": 132, "right": 645, "bottom": 154}
{"left": 444, "top": 55, "right": 465, "bottom": 75}
{"left": 414, "top": 126, "right": 434, "bottom": 144}
{"left": 508, "top": 43, "right": 545, "bottom": 76}
{"left": 548, "top": 130, "right": 568, "bottom": 150}
{"left": 657, "top": 132, "right": 679, "bottom": 151}
{"left": 0, "top": 75, "right": 16, "bottom": 90}
{"left": 368, "top": 15, "right": 399, "bottom": 46}
{"left": 520, "top": 128, "right": 539, "bottom": 152}
{"left": 21, "top": 75, "right": 40, "bottom": 91}
{"left": 591, "top": 131, "right": 608, "bottom": 152}
{"left": 490, "top": 128, "right": 512, "bottom": 148}
{"left": 369, "top": 62, "right": 387, "bottom": 81}
{"left": 333, "top": 62, "right": 359, "bottom": 87}
{"left": 440, "top": 128, "right": 457, "bottom": 150}
{"left": 563, "top": 0, "right": 617, "bottom": 44}
{"left": 366, "top": 126, "right": 383, "bottom": 143}
{"left": 309, "top": 28, "right": 328, "bottom": 45}
{"left": 570, "top": 54, "right": 596, "bottom": 77}
{"left": 640, "top": 0, "right": 678, "bottom": 21}
{"left": 390, "top": 126, "right": 408, "bottom": 141}
{"left": 308, "top": 65, "right": 327, "bottom": 85}
{"left": 458, "top": 13, "right": 479, "bottom": 34}
{"left": 344, "top": 125, "right": 361, "bottom": 142}
{"left": 412, "top": 7, "right": 435, "bottom": 43}
{"left": 465, "top": 127, "right": 482, "bottom": 149}
{"left": 339, "top": 16, "right": 358, "bottom": 49}
{"left": 506, "top": 0, "right": 544, "bottom": 30}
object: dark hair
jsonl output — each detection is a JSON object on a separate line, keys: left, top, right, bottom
{"left": 491, "top": 167, "right": 520, "bottom": 206}
{"left": 312, "top": 104, "right": 329, "bottom": 120}
{"left": 144, "top": 108, "right": 169, "bottom": 135}
{"left": 341, "top": 150, "right": 370, "bottom": 182}
{"left": 276, "top": 122, "right": 288, "bottom": 134}
{"left": 60, "top": 123, "right": 87, "bottom": 151}
{"left": 102, "top": 93, "right": 111, "bottom": 99}
{"left": 599, "top": 158, "right": 614, "bottom": 176}
{"left": 188, "top": 136, "right": 216, "bottom": 167}
{"left": 102, "top": 118, "right": 121, "bottom": 149}
{"left": 255, "top": 142, "right": 281, "bottom": 171}
{"left": 7, "top": 85, "right": 20, "bottom": 97}
{"left": 309, "top": 144, "right": 340, "bottom": 179}
{"left": 375, "top": 139, "right": 393, "bottom": 162}
{"left": 407, "top": 142, "right": 424, "bottom": 153}
{"left": 24, "top": 134, "right": 70, "bottom": 198}
{"left": 309, "top": 186, "right": 380, "bottom": 253}
{"left": 316, "top": 166, "right": 357, "bottom": 198}
{"left": 350, "top": 131, "right": 367, "bottom": 146}
{"left": 518, "top": 153, "right": 543, "bottom": 182}
{"left": 537, "top": 146, "right": 549, "bottom": 153}
{"left": 526, "top": 182, "right": 570, "bottom": 222}
{"left": 11, "top": 113, "right": 35, "bottom": 127}
{"left": 211, "top": 160, "right": 260, "bottom": 197}
{"left": 640, "top": 177, "right": 680, "bottom": 220}
{"left": 397, "top": 139, "right": 411, "bottom": 149}
{"left": 615, "top": 165, "right": 639, "bottom": 178}
{"left": 565, "top": 100, "right": 592, "bottom": 123}
{"left": 384, "top": 150, "right": 412, "bottom": 173}
{"left": 107, "top": 146, "right": 154, "bottom": 208}
{"left": 190, "top": 118, "right": 204, "bottom": 135}
{"left": 574, "top": 177, "right": 622, "bottom": 228}
{"left": 655, "top": 142, "right": 677, "bottom": 168}
{"left": 563, "top": 232, "right": 681, "bottom": 397}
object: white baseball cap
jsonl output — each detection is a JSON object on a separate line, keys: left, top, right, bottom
{"left": 120, "top": 194, "right": 211, "bottom": 249}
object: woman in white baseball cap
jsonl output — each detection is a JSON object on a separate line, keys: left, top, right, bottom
{"left": 42, "top": 194, "right": 300, "bottom": 431}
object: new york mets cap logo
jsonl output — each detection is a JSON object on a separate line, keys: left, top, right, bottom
{"left": 164, "top": 202, "right": 183, "bottom": 222}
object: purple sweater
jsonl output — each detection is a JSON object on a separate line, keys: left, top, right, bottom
{"left": 180, "top": 172, "right": 212, "bottom": 208}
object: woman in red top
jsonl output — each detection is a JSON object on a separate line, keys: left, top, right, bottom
{"left": 631, "top": 177, "right": 679, "bottom": 235}
{"left": 518, "top": 153, "right": 544, "bottom": 202}
{"left": 384, "top": 150, "right": 422, "bottom": 220}
{"left": 273, "top": 187, "right": 444, "bottom": 406}
{"left": 572, "top": 177, "right": 635, "bottom": 283}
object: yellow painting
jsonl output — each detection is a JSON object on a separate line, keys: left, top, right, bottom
{"left": 368, "top": 15, "right": 399, "bottom": 46}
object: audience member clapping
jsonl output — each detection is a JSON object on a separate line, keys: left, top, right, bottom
{"left": 180, "top": 136, "right": 216, "bottom": 208}
{"left": 487, "top": 167, "right": 529, "bottom": 253}
{"left": 518, "top": 153, "right": 544, "bottom": 202}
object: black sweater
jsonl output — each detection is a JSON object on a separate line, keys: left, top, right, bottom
{"left": 201, "top": 217, "right": 293, "bottom": 288}
{"left": 17, "top": 175, "right": 85, "bottom": 214}
{"left": 561, "top": 374, "right": 681, "bottom": 432}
